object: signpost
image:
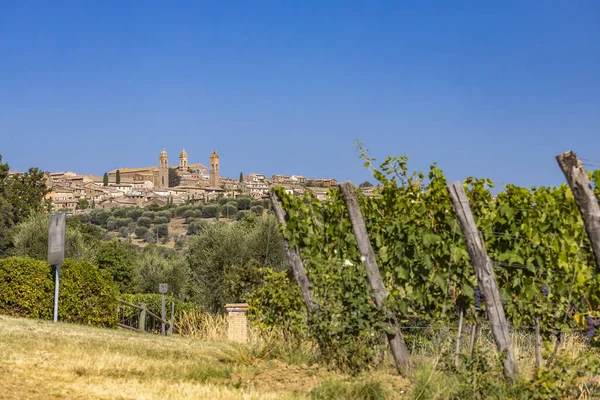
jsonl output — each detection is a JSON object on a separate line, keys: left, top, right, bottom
{"left": 48, "top": 213, "right": 66, "bottom": 323}
{"left": 159, "top": 283, "right": 168, "bottom": 335}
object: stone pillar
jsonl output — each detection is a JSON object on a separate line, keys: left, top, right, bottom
{"left": 224, "top": 303, "right": 249, "bottom": 343}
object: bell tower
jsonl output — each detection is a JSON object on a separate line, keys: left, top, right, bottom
{"left": 158, "top": 148, "right": 169, "bottom": 189}
{"left": 179, "top": 148, "right": 188, "bottom": 169}
{"left": 210, "top": 150, "right": 220, "bottom": 188}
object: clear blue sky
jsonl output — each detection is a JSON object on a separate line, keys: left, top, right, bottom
{"left": 1, "top": 1, "right": 598, "bottom": 187}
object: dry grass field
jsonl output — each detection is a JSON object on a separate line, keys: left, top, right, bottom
{"left": 0, "top": 315, "right": 407, "bottom": 400}
{"left": 2, "top": 314, "right": 598, "bottom": 399}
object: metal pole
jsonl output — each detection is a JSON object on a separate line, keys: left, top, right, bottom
{"left": 161, "top": 293, "right": 166, "bottom": 335}
{"left": 53, "top": 264, "right": 60, "bottom": 322}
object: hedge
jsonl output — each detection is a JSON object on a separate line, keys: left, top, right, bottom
{"left": 0, "top": 257, "right": 119, "bottom": 327}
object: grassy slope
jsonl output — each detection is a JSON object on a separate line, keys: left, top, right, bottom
{"left": 0, "top": 316, "right": 407, "bottom": 399}
{"left": 0, "top": 315, "right": 292, "bottom": 399}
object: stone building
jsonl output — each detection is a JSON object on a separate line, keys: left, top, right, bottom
{"left": 209, "top": 150, "right": 220, "bottom": 188}
{"left": 108, "top": 148, "right": 215, "bottom": 190}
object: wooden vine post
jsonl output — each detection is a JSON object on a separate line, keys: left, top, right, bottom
{"left": 556, "top": 150, "right": 600, "bottom": 272}
{"left": 447, "top": 181, "right": 517, "bottom": 381}
{"left": 338, "top": 182, "right": 411, "bottom": 376}
{"left": 269, "top": 190, "right": 315, "bottom": 312}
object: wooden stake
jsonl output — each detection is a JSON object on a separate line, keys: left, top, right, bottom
{"left": 339, "top": 182, "right": 411, "bottom": 376}
{"left": 469, "top": 321, "right": 480, "bottom": 358}
{"left": 546, "top": 332, "right": 562, "bottom": 368}
{"left": 455, "top": 309, "right": 464, "bottom": 367}
{"left": 269, "top": 190, "right": 315, "bottom": 312}
{"left": 447, "top": 181, "right": 517, "bottom": 381}
{"left": 535, "top": 316, "right": 542, "bottom": 369}
{"left": 556, "top": 151, "right": 600, "bottom": 272}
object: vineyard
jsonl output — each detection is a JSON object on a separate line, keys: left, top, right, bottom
{"left": 272, "top": 145, "right": 600, "bottom": 382}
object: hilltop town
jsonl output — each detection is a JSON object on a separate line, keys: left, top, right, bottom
{"left": 43, "top": 148, "right": 365, "bottom": 212}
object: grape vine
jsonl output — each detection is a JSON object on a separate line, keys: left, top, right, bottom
{"left": 274, "top": 144, "right": 600, "bottom": 370}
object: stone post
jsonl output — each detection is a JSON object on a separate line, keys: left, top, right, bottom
{"left": 224, "top": 303, "right": 249, "bottom": 343}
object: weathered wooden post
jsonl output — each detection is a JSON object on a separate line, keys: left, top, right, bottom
{"left": 225, "top": 303, "right": 249, "bottom": 343}
{"left": 269, "top": 190, "right": 315, "bottom": 312}
{"left": 556, "top": 150, "right": 600, "bottom": 272}
{"left": 338, "top": 182, "right": 411, "bottom": 376}
{"left": 138, "top": 303, "right": 147, "bottom": 332}
{"left": 455, "top": 309, "right": 464, "bottom": 367}
{"left": 447, "top": 181, "right": 517, "bottom": 380}
{"left": 167, "top": 301, "right": 175, "bottom": 336}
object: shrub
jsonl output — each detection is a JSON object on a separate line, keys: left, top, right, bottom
{"left": 251, "top": 200, "right": 263, "bottom": 208}
{"left": 156, "top": 211, "right": 172, "bottom": 221}
{"left": 202, "top": 204, "right": 220, "bottom": 218}
{"left": 106, "top": 217, "right": 118, "bottom": 231}
{"left": 246, "top": 268, "right": 306, "bottom": 337}
{"left": 77, "top": 214, "right": 91, "bottom": 224}
{"left": 119, "top": 227, "right": 129, "bottom": 237}
{"left": 116, "top": 217, "right": 133, "bottom": 228}
{"left": 137, "top": 216, "right": 152, "bottom": 228}
{"left": 59, "top": 259, "right": 119, "bottom": 327}
{"left": 135, "top": 226, "right": 149, "bottom": 239}
{"left": 0, "top": 257, "right": 53, "bottom": 319}
{"left": 187, "top": 220, "right": 208, "bottom": 236}
{"left": 183, "top": 210, "right": 195, "bottom": 221}
{"left": 221, "top": 203, "right": 237, "bottom": 218}
{"left": 174, "top": 236, "right": 187, "bottom": 251}
{"left": 250, "top": 205, "right": 264, "bottom": 216}
{"left": 127, "top": 208, "right": 144, "bottom": 221}
{"left": 227, "top": 201, "right": 238, "bottom": 209}
{"left": 217, "top": 197, "right": 230, "bottom": 206}
{"left": 142, "top": 211, "right": 155, "bottom": 220}
{"left": 0, "top": 257, "right": 119, "bottom": 327}
{"left": 144, "top": 231, "right": 157, "bottom": 244}
{"left": 236, "top": 197, "right": 252, "bottom": 210}
{"left": 112, "top": 207, "right": 128, "bottom": 218}
{"left": 236, "top": 210, "right": 249, "bottom": 221}
{"left": 176, "top": 206, "right": 191, "bottom": 217}
{"left": 154, "top": 216, "right": 169, "bottom": 225}
{"left": 90, "top": 209, "right": 110, "bottom": 226}
{"left": 156, "top": 223, "right": 169, "bottom": 239}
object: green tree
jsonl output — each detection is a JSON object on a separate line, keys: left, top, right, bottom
{"left": 77, "top": 198, "right": 90, "bottom": 210}
{"left": 169, "top": 167, "right": 181, "bottom": 187}
{"left": 0, "top": 157, "right": 49, "bottom": 256}
{"left": 134, "top": 247, "right": 192, "bottom": 298}
{"left": 95, "top": 239, "right": 138, "bottom": 293}
{"left": 236, "top": 197, "right": 252, "bottom": 210}
{"left": 103, "top": 172, "right": 108, "bottom": 186}
{"left": 12, "top": 211, "right": 98, "bottom": 262}
{"left": 187, "top": 215, "right": 289, "bottom": 312}
{"left": 239, "top": 172, "right": 244, "bottom": 182}
{"left": 358, "top": 181, "right": 373, "bottom": 188}
{"left": 116, "top": 170, "right": 121, "bottom": 184}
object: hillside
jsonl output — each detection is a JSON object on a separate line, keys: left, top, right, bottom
{"left": 0, "top": 316, "right": 407, "bottom": 399}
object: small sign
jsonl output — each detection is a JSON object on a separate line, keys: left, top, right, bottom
{"left": 48, "top": 213, "right": 66, "bottom": 265}
{"left": 159, "top": 283, "right": 168, "bottom": 294}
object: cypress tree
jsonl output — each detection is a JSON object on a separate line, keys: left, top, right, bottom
{"left": 116, "top": 170, "right": 121, "bottom": 184}
{"left": 239, "top": 172, "right": 243, "bottom": 182}
{"left": 103, "top": 172, "right": 109, "bottom": 186}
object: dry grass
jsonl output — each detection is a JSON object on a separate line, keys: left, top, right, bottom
{"left": 0, "top": 315, "right": 310, "bottom": 399}
{"left": 0, "top": 315, "right": 410, "bottom": 399}
{"left": 4, "top": 314, "right": 593, "bottom": 399}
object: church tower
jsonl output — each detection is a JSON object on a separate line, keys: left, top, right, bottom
{"left": 179, "top": 148, "right": 188, "bottom": 169}
{"left": 158, "top": 148, "right": 169, "bottom": 189}
{"left": 210, "top": 150, "right": 220, "bottom": 188}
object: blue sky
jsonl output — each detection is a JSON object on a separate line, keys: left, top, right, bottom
{"left": 1, "top": 1, "right": 598, "bottom": 187}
